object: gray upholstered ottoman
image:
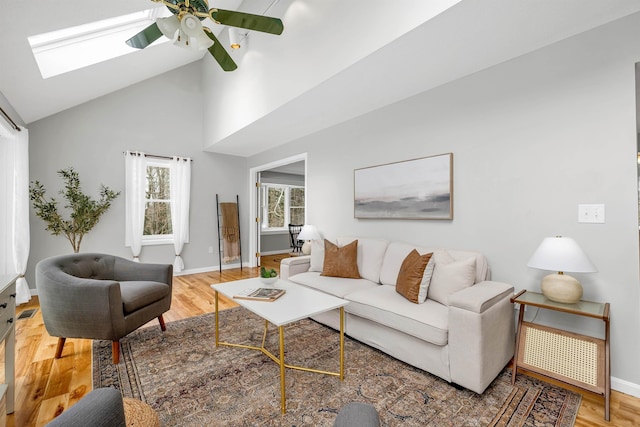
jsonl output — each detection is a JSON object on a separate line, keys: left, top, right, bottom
{"left": 46, "top": 388, "right": 126, "bottom": 427}
{"left": 334, "top": 402, "right": 381, "bottom": 427}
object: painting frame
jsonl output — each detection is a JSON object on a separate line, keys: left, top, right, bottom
{"left": 354, "top": 153, "right": 453, "bottom": 220}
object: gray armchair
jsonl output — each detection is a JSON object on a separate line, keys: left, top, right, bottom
{"left": 36, "top": 253, "right": 173, "bottom": 364}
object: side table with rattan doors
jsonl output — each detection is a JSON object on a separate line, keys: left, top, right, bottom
{"left": 511, "top": 290, "right": 610, "bottom": 421}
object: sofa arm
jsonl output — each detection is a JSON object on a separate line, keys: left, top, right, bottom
{"left": 447, "top": 281, "right": 515, "bottom": 394}
{"left": 280, "top": 256, "right": 311, "bottom": 280}
{"left": 449, "top": 280, "right": 513, "bottom": 313}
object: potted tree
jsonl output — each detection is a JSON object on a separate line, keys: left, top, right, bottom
{"left": 29, "top": 167, "right": 120, "bottom": 253}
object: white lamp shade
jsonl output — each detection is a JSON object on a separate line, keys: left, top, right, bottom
{"left": 297, "top": 225, "right": 321, "bottom": 241}
{"left": 180, "top": 14, "right": 203, "bottom": 37}
{"left": 191, "top": 31, "right": 214, "bottom": 50}
{"left": 229, "top": 28, "right": 241, "bottom": 49}
{"left": 157, "top": 15, "right": 180, "bottom": 40}
{"left": 527, "top": 236, "right": 596, "bottom": 273}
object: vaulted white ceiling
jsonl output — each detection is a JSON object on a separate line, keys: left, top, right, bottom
{"left": 1, "top": 0, "right": 640, "bottom": 157}
{"left": 0, "top": 0, "right": 247, "bottom": 123}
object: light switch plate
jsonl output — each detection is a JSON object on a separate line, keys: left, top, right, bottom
{"left": 578, "top": 204, "right": 605, "bottom": 223}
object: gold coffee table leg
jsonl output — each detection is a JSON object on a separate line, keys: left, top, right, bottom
{"left": 279, "top": 326, "right": 286, "bottom": 414}
{"left": 340, "top": 307, "right": 345, "bottom": 380}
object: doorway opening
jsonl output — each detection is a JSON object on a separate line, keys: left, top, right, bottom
{"left": 248, "top": 153, "right": 307, "bottom": 267}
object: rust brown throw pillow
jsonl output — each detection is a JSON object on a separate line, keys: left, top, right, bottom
{"left": 320, "top": 239, "right": 361, "bottom": 279}
{"left": 396, "top": 249, "right": 433, "bottom": 303}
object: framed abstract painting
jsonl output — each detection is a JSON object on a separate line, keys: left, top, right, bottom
{"left": 354, "top": 153, "right": 453, "bottom": 220}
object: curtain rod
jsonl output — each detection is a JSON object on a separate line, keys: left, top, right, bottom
{"left": 0, "top": 106, "right": 21, "bottom": 132}
{"left": 123, "top": 151, "right": 192, "bottom": 161}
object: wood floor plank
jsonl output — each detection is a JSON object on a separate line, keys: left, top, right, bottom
{"left": 6, "top": 254, "right": 639, "bottom": 426}
{"left": 13, "top": 359, "right": 54, "bottom": 427}
{"left": 35, "top": 393, "right": 69, "bottom": 427}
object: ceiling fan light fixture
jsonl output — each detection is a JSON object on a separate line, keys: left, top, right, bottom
{"left": 173, "top": 29, "right": 213, "bottom": 51}
{"left": 173, "top": 29, "right": 190, "bottom": 48}
{"left": 157, "top": 15, "right": 180, "bottom": 40}
{"left": 125, "top": 0, "right": 284, "bottom": 72}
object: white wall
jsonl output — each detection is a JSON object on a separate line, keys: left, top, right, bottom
{"left": 0, "top": 92, "right": 24, "bottom": 129}
{"left": 26, "top": 62, "right": 249, "bottom": 286}
{"left": 248, "top": 13, "right": 640, "bottom": 393}
{"left": 201, "top": 0, "right": 461, "bottom": 154}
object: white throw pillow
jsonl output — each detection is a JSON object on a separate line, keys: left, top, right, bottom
{"left": 428, "top": 256, "right": 476, "bottom": 305}
{"left": 337, "top": 237, "right": 388, "bottom": 283}
{"left": 309, "top": 239, "right": 325, "bottom": 272}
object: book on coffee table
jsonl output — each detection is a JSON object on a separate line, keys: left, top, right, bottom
{"left": 233, "top": 287, "right": 286, "bottom": 302}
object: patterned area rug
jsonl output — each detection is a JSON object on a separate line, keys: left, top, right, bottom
{"left": 93, "top": 309, "right": 581, "bottom": 426}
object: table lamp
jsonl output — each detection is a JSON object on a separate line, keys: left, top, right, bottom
{"left": 297, "top": 225, "right": 321, "bottom": 255}
{"left": 526, "top": 236, "right": 596, "bottom": 304}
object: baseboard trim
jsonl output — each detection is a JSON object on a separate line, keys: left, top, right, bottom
{"left": 260, "top": 249, "right": 292, "bottom": 256}
{"left": 612, "top": 376, "right": 640, "bottom": 398}
{"left": 174, "top": 263, "right": 243, "bottom": 276}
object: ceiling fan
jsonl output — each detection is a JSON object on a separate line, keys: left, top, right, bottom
{"left": 126, "top": 0, "right": 284, "bottom": 71}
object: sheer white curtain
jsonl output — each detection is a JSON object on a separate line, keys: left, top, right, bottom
{"left": 12, "top": 128, "right": 30, "bottom": 304}
{"left": 0, "top": 126, "right": 31, "bottom": 305}
{"left": 170, "top": 157, "right": 190, "bottom": 272}
{"left": 125, "top": 151, "right": 145, "bottom": 261}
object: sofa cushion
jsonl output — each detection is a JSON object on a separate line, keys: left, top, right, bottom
{"left": 119, "top": 281, "right": 170, "bottom": 314}
{"left": 321, "top": 239, "right": 361, "bottom": 278}
{"left": 345, "top": 285, "right": 449, "bottom": 345}
{"left": 445, "top": 249, "right": 490, "bottom": 283}
{"left": 395, "top": 250, "right": 433, "bottom": 304}
{"left": 288, "top": 272, "right": 378, "bottom": 298}
{"left": 337, "top": 237, "right": 389, "bottom": 283}
{"left": 428, "top": 256, "right": 476, "bottom": 306}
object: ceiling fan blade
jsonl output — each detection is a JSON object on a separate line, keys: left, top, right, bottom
{"left": 204, "top": 30, "right": 238, "bottom": 72}
{"left": 210, "top": 9, "right": 284, "bottom": 35}
{"left": 126, "top": 23, "right": 163, "bottom": 49}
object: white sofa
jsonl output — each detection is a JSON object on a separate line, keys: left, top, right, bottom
{"left": 280, "top": 237, "right": 515, "bottom": 394}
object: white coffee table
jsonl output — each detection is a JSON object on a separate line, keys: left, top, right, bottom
{"left": 211, "top": 277, "right": 348, "bottom": 414}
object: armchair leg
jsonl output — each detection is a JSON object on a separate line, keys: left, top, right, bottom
{"left": 55, "top": 337, "right": 66, "bottom": 359}
{"left": 158, "top": 315, "right": 167, "bottom": 332}
{"left": 112, "top": 341, "right": 120, "bottom": 364}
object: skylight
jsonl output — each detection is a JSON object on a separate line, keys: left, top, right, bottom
{"left": 28, "top": 8, "right": 172, "bottom": 79}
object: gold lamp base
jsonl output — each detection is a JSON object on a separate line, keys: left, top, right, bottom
{"left": 540, "top": 272, "right": 583, "bottom": 304}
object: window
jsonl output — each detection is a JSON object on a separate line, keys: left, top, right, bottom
{"left": 125, "top": 152, "right": 191, "bottom": 256}
{"left": 262, "top": 184, "right": 305, "bottom": 230}
{"left": 144, "top": 161, "right": 172, "bottom": 243}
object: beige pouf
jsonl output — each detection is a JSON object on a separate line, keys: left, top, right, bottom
{"left": 123, "top": 397, "right": 160, "bottom": 427}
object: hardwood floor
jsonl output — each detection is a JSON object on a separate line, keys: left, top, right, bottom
{"left": 4, "top": 253, "right": 639, "bottom": 426}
